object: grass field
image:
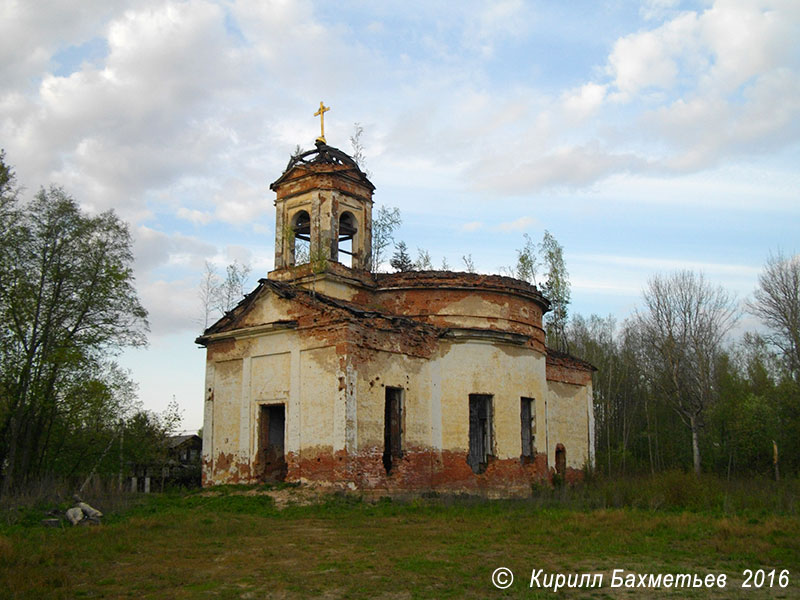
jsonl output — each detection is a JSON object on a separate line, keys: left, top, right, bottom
{"left": 1, "top": 476, "right": 799, "bottom": 599}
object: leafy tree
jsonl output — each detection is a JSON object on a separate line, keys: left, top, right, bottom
{"left": 0, "top": 149, "right": 13, "bottom": 194}
{"left": 541, "top": 230, "right": 570, "bottom": 351}
{"left": 505, "top": 231, "right": 569, "bottom": 349}
{"left": 198, "top": 261, "right": 220, "bottom": 331}
{"left": 0, "top": 150, "right": 19, "bottom": 260}
{"left": 749, "top": 251, "right": 800, "bottom": 381}
{"left": 215, "top": 260, "right": 251, "bottom": 314}
{"left": 119, "top": 398, "right": 182, "bottom": 477}
{"left": 707, "top": 350, "right": 780, "bottom": 477}
{"left": 198, "top": 259, "right": 252, "bottom": 331}
{"left": 462, "top": 254, "right": 476, "bottom": 273}
{"left": 349, "top": 122, "right": 371, "bottom": 178}
{"left": 415, "top": 248, "right": 433, "bottom": 271}
{"left": 371, "top": 206, "right": 401, "bottom": 272}
{"left": 513, "top": 233, "right": 539, "bottom": 285}
{"left": 634, "top": 271, "right": 739, "bottom": 475}
{"left": 44, "top": 363, "right": 137, "bottom": 479}
{"left": 0, "top": 176, "right": 148, "bottom": 493}
{"left": 390, "top": 241, "right": 414, "bottom": 272}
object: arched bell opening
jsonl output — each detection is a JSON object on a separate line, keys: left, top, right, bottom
{"left": 291, "top": 210, "right": 310, "bottom": 266}
{"left": 338, "top": 211, "right": 357, "bottom": 268}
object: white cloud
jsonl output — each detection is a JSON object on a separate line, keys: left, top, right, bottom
{"left": 563, "top": 83, "right": 607, "bottom": 120}
{"left": 698, "top": 0, "right": 798, "bottom": 95}
{"left": 138, "top": 277, "right": 203, "bottom": 335}
{"left": 574, "top": 253, "right": 761, "bottom": 277}
{"left": 465, "top": 0, "right": 800, "bottom": 191}
{"left": 134, "top": 226, "right": 217, "bottom": 274}
{"left": 473, "top": 144, "right": 648, "bottom": 193}
{"left": 464, "top": 0, "right": 529, "bottom": 57}
{"left": 640, "top": 0, "right": 681, "bottom": 21}
{"left": 177, "top": 207, "right": 214, "bottom": 225}
{"left": 3, "top": 0, "right": 797, "bottom": 216}
{"left": 209, "top": 178, "right": 272, "bottom": 225}
{"left": 224, "top": 245, "right": 253, "bottom": 266}
{"left": 608, "top": 0, "right": 799, "bottom": 102}
{"left": 646, "top": 67, "right": 800, "bottom": 172}
{"left": 1, "top": 0, "right": 251, "bottom": 220}
{"left": 0, "top": 0, "right": 131, "bottom": 90}
{"left": 495, "top": 216, "right": 537, "bottom": 232}
{"left": 230, "top": 0, "right": 377, "bottom": 95}
{"left": 460, "top": 221, "right": 484, "bottom": 233}
{"left": 607, "top": 11, "right": 704, "bottom": 98}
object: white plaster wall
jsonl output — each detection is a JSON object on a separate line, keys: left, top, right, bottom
{"left": 299, "top": 346, "right": 338, "bottom": 452}
{"left": 436, "top": 340, "right": 548, "bottom": 460}
{"left": 546, "top": 380, "right": 592, "bottom": 469}
{"left": 354, "top": 351, "right": 432, "bottom": 452}
{"left": 211, "top": 359, "right": 243, "bottom": 462}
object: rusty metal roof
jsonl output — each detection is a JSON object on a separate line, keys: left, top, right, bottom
{"left": 270, "top": 140, "right": 374, "bottom": 191}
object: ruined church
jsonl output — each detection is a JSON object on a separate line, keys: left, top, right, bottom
{"left": 197, "top": 118, "right": 595, "bottom": 494}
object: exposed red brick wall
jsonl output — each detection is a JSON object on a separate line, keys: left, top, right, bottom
{"left": 545, "top": 363, "right": 592, "bottom": 386}
{"left": 210, "top": 446, "right": 569, "bottom": 493}
{"left": 273, "top": 164, "right": 373, "bottom": 202}
{"left": 545, "top": 352, "right": 594, "bottom": 386}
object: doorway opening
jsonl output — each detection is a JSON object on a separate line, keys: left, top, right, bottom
{"left": 383, "top": 387, "right": 403, "bottom": 474}
{"left": 555, "top": 443, "right": 566, "bottom": 476}
{"left": 258, "top": 404, "right": 287, "bottom": 482}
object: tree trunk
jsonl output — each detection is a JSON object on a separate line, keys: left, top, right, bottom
{"left": 0, "top": 412, "right": 21, "bottom": 496}
{"left": 690, "top": 415, "right": 701, "bottom": 476}
{"left": 644, "top": 396, "right": 654, "bottom": 475}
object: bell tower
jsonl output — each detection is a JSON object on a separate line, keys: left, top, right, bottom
{"left": 270, "top": 139, "right": 375, "bottom": 272}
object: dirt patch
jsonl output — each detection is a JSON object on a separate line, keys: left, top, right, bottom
{"left": 200, "top": 483, "right": 342, "bottom": 509}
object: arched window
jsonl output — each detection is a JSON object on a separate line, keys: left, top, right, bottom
{"left": 291, "top": 210, "right": 310, "bottom": 265}
{"left": 338, "top": 211, "right": 357, "bottom": 268}
{"left": 555, "top": 443, "right": 566, "bottom": 475}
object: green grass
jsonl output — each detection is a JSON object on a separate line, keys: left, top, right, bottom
{"left": 1, "top": 477, "right": 799, "bottom": 599}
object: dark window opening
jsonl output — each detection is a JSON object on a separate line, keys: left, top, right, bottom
{"left": 258, "top": 404, "right": 287, "bottom": 482}
{"left": 291, "top": 210, "right": 310, "bottom": 265}
{"left": 555, "top": 444, "right": 566, "bottom": 476}
{"left": 521, "top": 397, "right": 535, "bottom": 462}
{"left": 468, "top": 394, "right": 493, "bottom": 474}
{"left": 338, "top": 212, "right": 357, "bottom": 268}
{"left": 383, "top": 387, "right": 403, "bottom": 474}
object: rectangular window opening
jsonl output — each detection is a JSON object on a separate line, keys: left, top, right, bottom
{"left": 468, "top": 394, "right": 493, "bottom": 474}
{"left": 521, "top": 397, "right": 536, "bottom": 462}
{"left": 383, "top": 387, "right": 403, "bottom": 474}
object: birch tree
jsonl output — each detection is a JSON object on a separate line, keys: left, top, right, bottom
{"left": 749, "top": 251, "right": 800, "bottom": 381}
{"left": 371, "top": 206, "right": 401, "bottom": 272}
{"left": 635, "top": 271, "right": 738, "bottom": 475}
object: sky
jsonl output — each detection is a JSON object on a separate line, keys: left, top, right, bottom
{"left": 2, "top": 0, "right": 799, "bottom": 431}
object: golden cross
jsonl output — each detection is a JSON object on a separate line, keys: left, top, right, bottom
{"left": 314, "top": 101, "right": 330, "bottom": 143}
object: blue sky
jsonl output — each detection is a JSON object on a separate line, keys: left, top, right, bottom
{"left": 2, "top": 0, "right": 798, "bottom": 430}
